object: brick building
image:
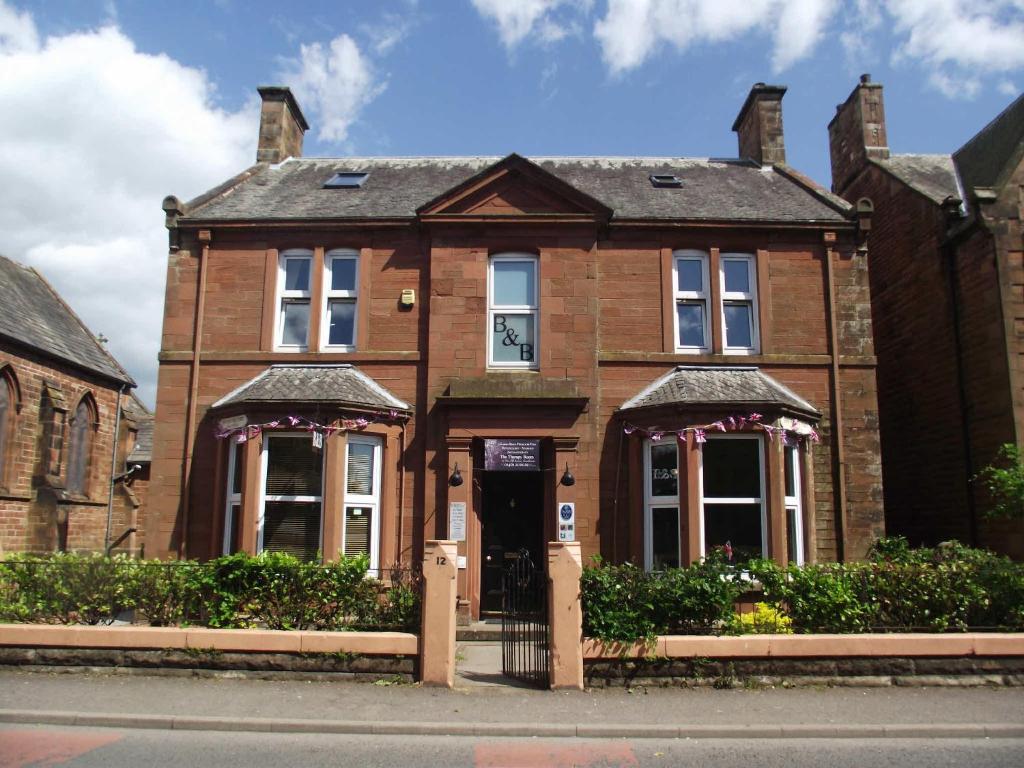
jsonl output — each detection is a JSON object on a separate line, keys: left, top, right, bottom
{"left": 0, "top": 255, "right": 148, "bottom": 555}
{"left": 148, "top": 83, "right": 883, "bottom": 619}
{"left": 829, "top": 76, "right": 1024, "bottom": 556}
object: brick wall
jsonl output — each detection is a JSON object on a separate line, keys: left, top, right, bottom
{"left": 0, "top": 346, "right": 135, "bottom": 554}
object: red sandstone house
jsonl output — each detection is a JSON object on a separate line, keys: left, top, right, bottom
{"left": 829, "top": 76, "right": 1024, "bottom": 557}
{"left": 149, "top": 83, "right": 883, "bottom": 620}
{"left": 0, "top": 255, "right": 150, "bottom": 556}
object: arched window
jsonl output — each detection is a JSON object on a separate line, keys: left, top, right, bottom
{"left": 66, "top": 395, "right": 97, "bottom": 496}
{"left": 0, "top": 366, "right": 18, "bottom": 487}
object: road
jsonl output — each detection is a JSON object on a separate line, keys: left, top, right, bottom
{"left": 1, "top": 726, "right": 1022, "bottom": 768}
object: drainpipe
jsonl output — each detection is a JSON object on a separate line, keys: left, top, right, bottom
{"left": 180, "top": 229, "right": 211, "bottom": 559}
{"left": 824, "top": 232, "right": 849, "bottom": 561}
{"left": 942, "top": 196, "right": 980, "bottom": 545}
{"left": 103, "top": 383, "right": 127, "bottom": 553}
{"left": 397, "top": 422, "right": 406, "bottom": 565}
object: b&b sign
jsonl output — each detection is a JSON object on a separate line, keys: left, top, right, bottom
{"left": 484, "top": 439, "right": 540, "bottom": 471}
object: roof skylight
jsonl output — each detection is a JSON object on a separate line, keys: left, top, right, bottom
{"left": 649, "top": 174, "right": 682, "bottom": 188}
{"left": 324, "top": 172, "right": 369, "bottom": 189}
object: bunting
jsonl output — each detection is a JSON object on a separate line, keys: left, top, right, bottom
{"left": 214, "top": 409, "right": 402, "bottom": 443}
{"left": 620, "top": 411, "right": 820, "bottom": 446}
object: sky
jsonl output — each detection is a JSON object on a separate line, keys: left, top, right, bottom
{"left": 1, "top": 0, "right": 1023, "bottom": 408}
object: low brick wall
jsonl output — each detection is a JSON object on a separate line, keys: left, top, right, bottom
{"left": 0, "top": 625, "right": 418, "bottom": 681}
{"left": 584, "top": 634, "right": 1024, "bottom": 688}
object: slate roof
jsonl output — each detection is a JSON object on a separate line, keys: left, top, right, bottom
{"left": 211, "top": 364, "right": 411, "bottom": 412}
{"left": 181, "top": 156, "right": 850, "bottom": 224}
{"left": 875, "top": 155, "right": 962, "bottom": 205}
{"left": 125, "top": 394, "right": 153, "bottom": 464}
{"left": 620, "top": 366, "right": 820, "bottom": 417}
{"left": 954, "top": 90, "right": 1024, "bottom": 194}
{"left": 127, "top": 418, "right": 153, "bottom": 464}
{"left": 0, "top": 254, "right": 134, "bottom": 386}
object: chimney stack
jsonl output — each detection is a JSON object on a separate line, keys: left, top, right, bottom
{"left": 828, "top": 74, "right": 890, "bottom": 195}
{"left": 732, "top": 83, "right": 787, "bottom": 166}
{"left": 256, "top": 86, "right": 309, "bottom": 164}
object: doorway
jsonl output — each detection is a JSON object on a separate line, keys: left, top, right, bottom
{"left": 480, "top": 470, "right": 544, "bottom": 614}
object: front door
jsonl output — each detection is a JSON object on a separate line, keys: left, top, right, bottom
{"left": 480, "top": 470, "right": 543, "bottom": 614}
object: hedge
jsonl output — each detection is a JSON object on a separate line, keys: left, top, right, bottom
{"left": 581, "top": 539, "right": 1024, "bottom": 642}
{"left": 0, "top": 551, "right": 421, "bottom": 632}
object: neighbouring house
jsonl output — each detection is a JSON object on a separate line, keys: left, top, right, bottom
{"left": 148, "top": 83, "right": 883, "bottom": 620}
{"left": 0, "top": 254, "right": 147, "bottom": 555}
{"left": 828, "top": 75, "right": 1024, "bottom": 557}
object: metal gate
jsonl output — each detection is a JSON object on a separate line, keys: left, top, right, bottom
{"left": 500, "top": 549, "right": 550, "bottom": 687}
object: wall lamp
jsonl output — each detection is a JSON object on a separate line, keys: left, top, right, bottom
{"left": 560, "top": 463, "right": 575, "bottom": 487}
{"left": 449, "top": 463, "right": 464, "bottom": 487}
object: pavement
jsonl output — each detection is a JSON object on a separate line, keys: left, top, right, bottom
{"left": 1, "top": 650, "right": 1023, "bottom": 740}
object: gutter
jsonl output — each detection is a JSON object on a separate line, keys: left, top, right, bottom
{"left": 103, "top": 384, "right": 128, "bottom": 553}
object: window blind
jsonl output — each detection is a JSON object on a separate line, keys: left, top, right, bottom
{"left": 263, "top": 501, "right": 320, "bottom": 561}
{"left": 344, "top": 506, "right": 372, "bottom": 558}
{"left": 266, "top": 437, "right": 322, "bottom": 496}
{"left": 346, "top": 443, "right": 374, "bottom": 495}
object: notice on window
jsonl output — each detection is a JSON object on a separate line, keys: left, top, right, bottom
{"left": 449, "top": 501, "right": 466, "bottom": 542}
{"left": 484, "top": 439, "right": 540, "bottom": 471}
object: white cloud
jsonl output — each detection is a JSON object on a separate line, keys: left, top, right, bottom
{"left": 471, "top": 0, "right": 592, "bottom": 49}
{"left": 0, "top": 3, "right": 256, "bottom": 405}
{"left": 593, "top": 0, "right": 840, "bottom": 75}
{"left": 927, "top": 70, "right": 982, "bottom": 100}
{"left": 998, "top": 79, "right": 1019, "bottom": 96}
{"left": 885, "top": 0, "right": 1024, "bottom": 74}
{"left": 278, "top": 34, "right": 385, "bottom": 143}
{"left": 361, "top": 11, "right": 416, "bottom": 55}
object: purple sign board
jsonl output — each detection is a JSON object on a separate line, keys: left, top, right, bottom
{"left": 484, "top": 439, "right": 540, "bottom": 471}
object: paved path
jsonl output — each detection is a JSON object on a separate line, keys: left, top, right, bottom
{"left": 0, "top": 668, "right": 1022, "bottom": 739}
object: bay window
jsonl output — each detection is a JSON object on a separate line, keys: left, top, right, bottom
{"left": 644, "top": 440, "right": 681, "bottom": 570}
{"left": 784, "top": 444, "right": 805, "bottom": 565}
{"left": 276, "top": 250, "right": 313, "bottom": 350}
{"left": 488, "top": 254, "right": 538, "bottom": 369}
{"left": 700, "top": 435, "right": 765, "bottom": 564}
{"left": 222, "top": 440, "right": 242, "bottom": 555}
{"left": 259, "top": 434, "right": 323, "bottom": 560}
{"left": 343, "top": 435, "right": 382, "bottom": 570}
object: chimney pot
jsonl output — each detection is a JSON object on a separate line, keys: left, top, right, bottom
{"left": 256, "top": 86, "right": 309, "bottom": 164}
{"left": 732, "top": 83, "right": 787, "bottom": 166}
{"left": 860, "top": 73, "right": 872, "bottom": 84}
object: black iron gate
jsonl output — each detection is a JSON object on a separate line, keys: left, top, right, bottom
{"left": 500, "top": 549, "right": 550, "bottom": 687}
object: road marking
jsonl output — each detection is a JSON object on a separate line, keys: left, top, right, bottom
{"left": 0, "top": 728, "right": 122, "bottom": 767}
{"left": 475, "top": 741, "right": 639, "bottom": 767}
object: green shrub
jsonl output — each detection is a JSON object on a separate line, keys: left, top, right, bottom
{"left": 581, "top": 557, "right": 746, "bottom": 642}
{"left": 0, "top": 553, "right": 135, "bottom": 625}
{"left": 727, "top": 602, "right": 793, "bottom": 635}
{"left": 975, "top": 443, "right": 1024, "bottom": 519}
{"left": 751, "top": 559, "right": 873, "bottom": 633}
{"left": 0, "top": 552, "right": 421, "bottom": 631}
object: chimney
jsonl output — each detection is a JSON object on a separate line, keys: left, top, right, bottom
{"left": 256, "top": 86, "right": 309, "bottom": 164}
{"left": 732, "top": 83, "right": 787, "bottom": 166}
{"left": 828, "top": 74, "right": 890, "bottom": 195}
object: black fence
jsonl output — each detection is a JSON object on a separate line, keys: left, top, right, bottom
{"left": 501, "top": 550, "right": 549, "bottom": 688}
{"left": 0, "top": 556, "right": 421, "bottom": 632}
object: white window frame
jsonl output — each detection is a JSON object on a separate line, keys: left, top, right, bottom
{"left": 643, "top": 439, "right": 681, "bottom": 571}
{"left": 257, "top": 432, "right": 324, "bottom": 555}
{"left": 275, "top": 249, "right": 313, "bottom": 351}
{"left": 719, "top": 253, "right": 759, "bottom": 354}
{"left": 487, "top": 253, "right": 539, "bottom": 370}
{"left": 222, "top": 440, "right": 242, "bottom": 555}
{"left": 672, "top": 250, "right": 710, "bottom": 353}
{"left": 321, "top": 249, "right": 359, "bottom": 351}
{"left": 343, "top": 434, "right": 383, "bottom": 571}
{"left": 698, "top": 434, "right": 767, "bottom": 559}
{"left": 784, "top": 445, "right": 805, "bottom": 565}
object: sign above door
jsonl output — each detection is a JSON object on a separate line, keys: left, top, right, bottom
{"left": 484, "top": 439, "right": 540, "bottom": 471}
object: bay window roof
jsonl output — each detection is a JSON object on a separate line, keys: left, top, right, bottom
{"left": 620, "top": 365, "right": 820, "bottom": 420}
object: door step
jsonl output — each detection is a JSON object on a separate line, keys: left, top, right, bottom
{"left": 456, "top": 621, "right": 502, "bottom": 641}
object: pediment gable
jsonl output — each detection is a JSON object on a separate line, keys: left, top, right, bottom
{"left": 417, "top": 153, "right": 612, "bottom": 221}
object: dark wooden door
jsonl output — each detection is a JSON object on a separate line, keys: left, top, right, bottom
{"left": 480, "top": 470, "right": 543, "bottom": 613}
